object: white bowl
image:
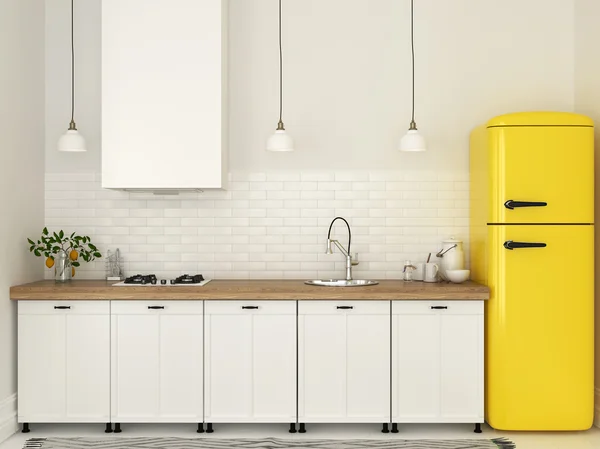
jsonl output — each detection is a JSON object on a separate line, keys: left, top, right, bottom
{"left": 446, "top": 269, "right": 470, "bottom": 283}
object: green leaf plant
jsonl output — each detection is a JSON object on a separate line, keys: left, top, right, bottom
{"left": 27, "top": 227, "right": 102, "bottom": 268}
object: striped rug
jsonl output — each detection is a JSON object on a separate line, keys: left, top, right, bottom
{"left": 23, "top": 437, "right": 516, "bottom": 449}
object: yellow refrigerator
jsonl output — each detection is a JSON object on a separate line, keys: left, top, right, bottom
{"left": 470, "top": 111, "right": 595, "bottom": 430}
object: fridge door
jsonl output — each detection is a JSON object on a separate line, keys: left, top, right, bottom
{"left": 486, "top": 224, "right": 594, "bottom": 430}
{"left": 488, "top": 125, "right": 594, "bottom": 224}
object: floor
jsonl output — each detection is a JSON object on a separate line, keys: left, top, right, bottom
{"left": 1, "top": 423, "right": 600, "bottom": 449}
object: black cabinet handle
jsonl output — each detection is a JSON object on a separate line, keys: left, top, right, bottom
{"left": 336, "top": 306, "right": 354, "bottom": 310}
{"left": 147, "top": 306, "right": 165, "bottom": 310}
{"left": 54, "top": 306, "right": 71, "bottom": 310}
{"left": 431, "top": 306, "right": 448, "bottom": 310}
{"left": 241, "top": 306, "right": 259, "bottom": 310}
{"left": 504, "top": 240, "right": 547, "bottom": 250}
{"left": 504, "top": 200, "right": 547, "bottom": 210}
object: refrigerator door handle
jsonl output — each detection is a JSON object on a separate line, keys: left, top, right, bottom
{"left": 504, "top": 240, "right": 547, "bottom": 250}
{"left": 504, "top": 200, "right": 548, "bottom": 209}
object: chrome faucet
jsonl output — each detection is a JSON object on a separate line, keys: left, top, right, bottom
{"left": 326, "top": 217, "right": 358, "bottom": 281}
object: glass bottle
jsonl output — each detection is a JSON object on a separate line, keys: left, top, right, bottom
{"left": 403, "top": 260, "right": 416, "bottom": 282}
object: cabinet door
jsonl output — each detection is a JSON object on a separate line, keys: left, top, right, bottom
{"left": 18, "top": 301, "right": 110, "bottom": 423}
{"left": 65, "top": 312, "right": 110, "bottom": 420}
{"left": 111, "top": 301, "right": 203, "bottom": 422}
{"left": 392, "top": 301, "right": 483, "bottom": 423}
{"left": 298, "top": 301, "right": 390, "bottom": 423}
{"left": 204, "top": 301, "right": 296, "bottom": 423}
{"left": 18, "top": 312, "right": 66, "bottom": 422}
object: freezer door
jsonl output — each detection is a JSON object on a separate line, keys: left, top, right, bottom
{"left": 488, "top": 126, "right": 594, "bottom": 224}
{"left": 486, "top": 225, "right": 594, "bottom": 430}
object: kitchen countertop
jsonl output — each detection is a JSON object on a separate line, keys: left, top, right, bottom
{"left": 10, "top": 280, "right": 489, "bottom": 301}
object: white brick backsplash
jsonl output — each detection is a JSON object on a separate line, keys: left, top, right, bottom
{"left": 284, "top": 181, "right": 317, "bottom": 191}
{"left": 249, "top": 253, "right": 284, "bottom": 262}
{"left": 146, "top": 235, "right": 181, "bottom": 244}
{"left": 267, "top": 208, "right": 301, "bottom": 218}
{"left": 318, "top": 181, "right": 351, "bottom": 191}
{"left": 249, "top": 218, "right": 283, "bottom": 227}
{"left": 335, "top": 171, "right": 369, "bottom": 182}
{"left": 46, "top": 171, "right": 470, "bottom": 279}
{"left": 165, "top": 209, "right": 197, "bottom": 218}
{"left": 335, "top": 190, "right": 369, "bottom": 200}
{"left": 250, "top": 181, "right": 283, "bottom": 191}
{"left": 266, "top": 172, "right": 301, "bottom": 182}
{"left": 232, "top": 226, "right": 266, "bottom": 235}
{"left": 267, "top": 190, "right": 301, "bottom": 200}
{"left": 301, "top": 190, "right": 335, "bottom": 200}
{"left": 233, "top": 209, "right": 267, "bottom": 218}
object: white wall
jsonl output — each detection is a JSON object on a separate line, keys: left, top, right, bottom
{"left": 45, "top": 0, "right": 575, "bottom": 174}
{"left": 0, "top": 0, "right": 45, "bottom": 441}
{"left": 574, "top": 0, "right": 600, "bottom": 428}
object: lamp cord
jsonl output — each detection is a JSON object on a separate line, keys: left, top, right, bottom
{"left": 410, "top": 0, "right": 415, "bottom": 124}
{"left": 278, "top": 0, "right": 283, "bottom": 125}
{"left": 70, "top": 0, "right": 75, "bottom": 124}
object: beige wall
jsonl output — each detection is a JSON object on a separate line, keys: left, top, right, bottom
{"left": 575, "top": 0, "right": 600, "bottom": 428}
{"left": 0, "top": 0, "right": 45, "bottom": 441}
{"left": 45, "top": 0, "right": 575, "bottom": 174}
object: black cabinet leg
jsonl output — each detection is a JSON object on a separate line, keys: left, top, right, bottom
{"left": 114, "top": 423, "right": 122, "bottom": 433}
{"left": 382, "top": 423, "right": 390, "bottom": 433}
{"left": 197, "top": 423, "right": 205, "bottom": 433}
{"left": 474, "top": 423, "right": 482, "bottom": 433}
{"left": 391, "top": 423, "right": 399, "bottom": 433}
{"left": 22, "top": 423, "right": 30, "bottom": 433}
{"left": 299, "top": 423, "right": 306, "bottom": 433}
{"left": 289, "top": 423, "right": 297, "bottom": 433}
{"left": 105, "top": 423, "right": 113, "bottom": 433}
{"left": 206, "top": 423, "right": 214, "bottom": 433}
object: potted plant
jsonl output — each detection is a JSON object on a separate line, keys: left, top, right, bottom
{"left": 27, "top": 228, "right": 102, "bottom": 282}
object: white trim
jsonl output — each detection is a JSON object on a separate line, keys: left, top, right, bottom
{"left": 0, "top": 393, "right": 18, "bottom": 444}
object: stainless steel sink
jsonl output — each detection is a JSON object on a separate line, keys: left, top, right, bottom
{"left": 304, "top": 279, "right": 379, "bottom": 287}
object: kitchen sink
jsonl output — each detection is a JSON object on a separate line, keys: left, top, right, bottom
{"left": 304, "top": 279, "right": 379, "bottom": 287}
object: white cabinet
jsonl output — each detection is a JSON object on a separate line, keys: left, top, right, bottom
{"left": 392, "top": 301, "right": 484, "bottom": 423}
{"left": 204, "top": 301, "right": 296, "bottom": 423}
{"left": 18, "top": 301, "right": 110, "bottom": 423}
{"left": 111, "top": 301, "right": 203, "bottom": 423}
{"left": 101, "top": 0, "right": 228, "bottom": 190}
{"left": 298, "top": 301, "right": 390, "bottom": 423}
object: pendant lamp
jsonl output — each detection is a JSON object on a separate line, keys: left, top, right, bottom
{"left": 58, "top": 0, "right": 86, "bottom": 152}
{"left": 266, "top": 0, "right": 294, "bottom": 152}
{"left": 399, "top": 0, "right": 426, "bottom": 152}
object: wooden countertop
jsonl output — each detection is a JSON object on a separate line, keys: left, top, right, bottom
{"left": 10, "top": 280, "right": 489, "bottom": 301}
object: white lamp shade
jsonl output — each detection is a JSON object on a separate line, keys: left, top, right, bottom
{"left": 58, "top": 129, "right": 86, "bottom": 152}
{"left": 399, "top": 129, "right": 426, "bottom": 152}
{"left": 266, "top": 129, "right": 294, "bottom": 152}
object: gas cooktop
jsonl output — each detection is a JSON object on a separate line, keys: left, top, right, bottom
{"left": 112, "top": 274, "right": 211, "bottom": 287}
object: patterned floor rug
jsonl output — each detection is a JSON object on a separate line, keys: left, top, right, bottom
{"left": 23, "top": 437, "right": 516, "bottom": 449}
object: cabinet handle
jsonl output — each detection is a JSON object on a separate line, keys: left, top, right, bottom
{"left": 504, "top": 200, "right": 547, "bottom": 210}
{"left": 54, "top": 306, "right": 71, "bottom": 310}
{"left": 503, "top": 240, "right": 547, "bottom": 250}
{"left": 336, "top": 306, "right": 354, "bottom": 310}
{"left": 147, "top": 306, "right": 165, "bottom": 310}
{"left": 430, "top": 306, "right": 448, "bottom": 310}
{"left": 241, "top": 306, "right": 259, "bottom": 310}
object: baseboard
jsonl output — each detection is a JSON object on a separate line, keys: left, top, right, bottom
{"left": 595, "top": 387, "right": 600, "bottom": 428}
{"left": 0, "top": 393, "right": 18, "bottom": 444}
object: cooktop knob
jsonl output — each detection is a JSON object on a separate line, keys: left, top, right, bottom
{"left": 151, "top": 279, "right": 157, "bottom": 285}
{"left": 161, "top": 279, "right": 167, "bottom": 285}
{"left": 170, "top": 279, "right": 175, "bottom": 285}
